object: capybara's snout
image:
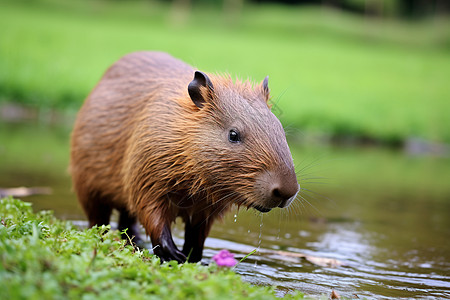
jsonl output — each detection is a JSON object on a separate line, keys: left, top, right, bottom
{"left": 255, "top": 168, "right": 299, "bottom": 212}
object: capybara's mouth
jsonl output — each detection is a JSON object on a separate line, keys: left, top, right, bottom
{"left": 252, "top": 204, "right": 272, "bottom": 213}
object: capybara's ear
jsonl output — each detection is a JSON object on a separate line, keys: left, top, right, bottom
{"left": 188, "top": 71, "right": 214, "bottom": 109}
{"left": 261, "top": 75, "right": 270, "bottom": 103}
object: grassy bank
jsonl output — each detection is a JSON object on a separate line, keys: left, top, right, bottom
{"left": 0, "top": 197, "right": 308, "bottom": 299}
{"left": 1, "top": 0, "right": 450, "bottom": 143}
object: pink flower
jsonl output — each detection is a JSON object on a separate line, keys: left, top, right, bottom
{"left": 212, "top": 249, "right": 238, "bottom": 267}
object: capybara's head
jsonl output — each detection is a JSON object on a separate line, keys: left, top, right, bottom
{"left": 183, "top": 71, "right": 299, "bottom": 213}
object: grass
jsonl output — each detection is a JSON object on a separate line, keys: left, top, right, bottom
{"left": 1, "top": 0, "right": 450, "bottom": 143}
{"left": 0, "top": 197, "right": 309, "bottom": 299}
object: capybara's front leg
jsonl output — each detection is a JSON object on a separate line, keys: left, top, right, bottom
{"left": 182, "top": 215, "right": 213, "bottom": 263}
{"left": 118, "top": 210, "right": 143, "bottom": 244}
{"left": 152, "top": 224, "right": 186, "bottom": 263}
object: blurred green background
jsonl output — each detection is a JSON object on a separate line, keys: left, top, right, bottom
{"left": 1, "top": 0, "right": 449, "bottom": 145}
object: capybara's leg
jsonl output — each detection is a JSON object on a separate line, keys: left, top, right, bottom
{"left": 118, "top": 210, "right": 142, "bottom": 243}
{"left": 182, "top": 215, "right": 213, "bottom": 263}
{"left": 78, "top": 190, "right": 113, "bottom": 227}
{"left": 151, "top": 224, "right": 186, "bottom": 263}
{"left": 85, "top": 202, "right": 112, "bottom": 228}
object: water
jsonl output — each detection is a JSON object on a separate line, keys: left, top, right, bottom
{"left": 1, "top": 121, "right": 450, "bottom": 298}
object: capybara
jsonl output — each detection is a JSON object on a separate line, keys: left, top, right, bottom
{"left": 70, "top": 51, "right": 299, "bottom": 263}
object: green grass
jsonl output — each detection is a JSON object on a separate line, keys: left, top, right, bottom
{"left": 0, "top": 197, "right": 308, "bottom": 299}
{"left": 1, "top": 0, "right": 450, "bottom": 143}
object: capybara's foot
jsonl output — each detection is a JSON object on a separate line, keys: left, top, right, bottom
{"left": 153, "top": 225, "right": 187, "bottom": 263}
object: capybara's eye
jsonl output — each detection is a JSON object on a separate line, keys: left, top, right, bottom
{"left": 228, "top": 129, "right": 241, "bottom": 143}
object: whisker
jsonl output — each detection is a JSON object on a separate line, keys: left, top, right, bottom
{"left": 301, "top": 181, "right": 330, "bottom": 185}
{"left": 301, "top": 175, "right": 330, "bottom": 179}
{"left": 301, "top": 188, "right": 334, "bottom": 203}
{"left": 296, "top": 160, "right": 323, "bottom": 175}
{"left": 198, "top": 193, "right": 236, "bottom": 213}
{"left": 297, "top": 193, "right": 322, "bottom": 217}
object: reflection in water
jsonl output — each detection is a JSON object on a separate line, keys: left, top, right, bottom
{"left": 307, "top": 222, "right": 374, "bottom": 262}
{"left": 1, "top": 122, "right": 450, "bottom": 298}
{"left": 206, "top": 212, "right": 450, "bottom": 299}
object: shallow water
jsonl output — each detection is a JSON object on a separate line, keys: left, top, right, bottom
{"left": 1, "top": 122, "right": 450, "bottom": 298}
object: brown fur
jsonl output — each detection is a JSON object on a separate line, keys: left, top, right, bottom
{"left": 70, "top": 51, "right": 299, "bottom": 262}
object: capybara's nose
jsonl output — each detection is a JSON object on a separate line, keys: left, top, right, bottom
{"left": 258, "top": 169, "right": 299, "bottom": 209}
{"left": 272, "top": 178, "right": 299, "bottom": 208}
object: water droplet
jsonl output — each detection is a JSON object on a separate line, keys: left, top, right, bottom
{"left": 234, "top": 214, "right": 237, "bottom": 223}
{"left": 276, "top": 213, "right": 281, "bottom": 240}
{"left": 257, "top": 214, "right": 264, "bottom": 252}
